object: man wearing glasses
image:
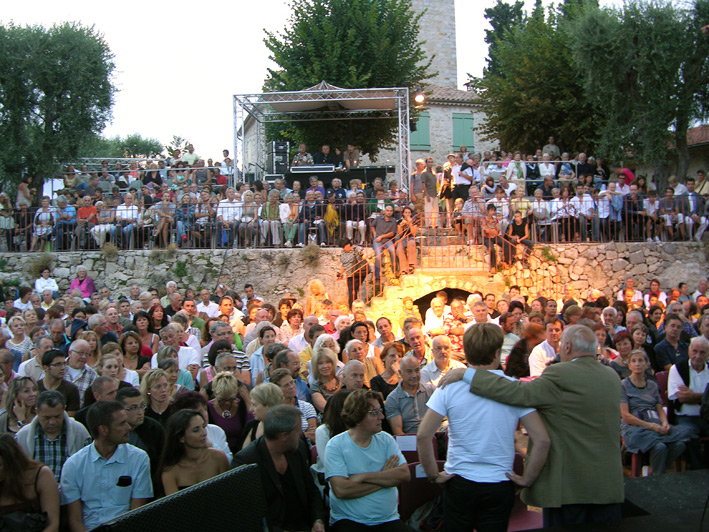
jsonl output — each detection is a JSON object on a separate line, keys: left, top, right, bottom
{"left": 37, "top": 349, "right": 81, "bottom": 416}
{"left": 324, "top": 389, "right": 410, "bottom": 530}
{"left": 116, "top": 387, "right": 165, "bottom": 489}
{"left": 64, "top": 339, "right": 97, "bottom": 408}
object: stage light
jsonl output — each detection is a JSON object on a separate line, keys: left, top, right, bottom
{"left": 413, "top": 85, "right": 425, "bottom": 106}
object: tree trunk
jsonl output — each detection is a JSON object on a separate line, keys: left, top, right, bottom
{"left": 675, "top": 116, "right": 691, "bottom": 180}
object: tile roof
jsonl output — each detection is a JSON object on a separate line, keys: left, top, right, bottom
{"left": 425, "top": 83, "right": 479, "bottom": 105}
{"left": 688, "top": 125, "right": 709, "bottom": 147}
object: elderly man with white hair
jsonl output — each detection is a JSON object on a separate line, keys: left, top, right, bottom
{"left": 160, "top": 281, "right": 178, "bottom": 308}
{"left": 151, "top": 323, "right": 200, "bottom": 372}
{"left": 341, "top": 360, "right": 366, "bottom": 391}
{"left": 64, "top": 339, "right": 98, "bottom": 407}
{"left": 668, "top": 335, "right": 709, "bottom": 469}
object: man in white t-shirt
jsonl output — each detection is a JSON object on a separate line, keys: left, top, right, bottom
{"left": 424, "top": 297, "right": 446, "bottom": 337}
{"left": 528, "top": 318, "right": 563, "bottom": 376}
{"left": 196, "top": 289, "right": 220, "bottom": 318}
{"left": 452, "top": 153, "right": 473, "bottom": 202}
{"left": 416, "top": 323, "right": 549, "bottom": 531}
{"left": 113, "top": 192, "right": 140, "bottom": 249}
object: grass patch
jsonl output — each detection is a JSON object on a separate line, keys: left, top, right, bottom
{"left": 541, "top": 246, "right": 558, "bottom": 262}
{"left": 0, "top": 258, "right": 7, "bottom": 272}
{"left": 174, "top": 260, "right": 188, "bottom": 278}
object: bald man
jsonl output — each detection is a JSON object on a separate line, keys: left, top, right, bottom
{"left": 421, "top": 336, "right": 466, "bottom": 388}
{"left": 385, "top": 355, "right": 434, "bottom": 435}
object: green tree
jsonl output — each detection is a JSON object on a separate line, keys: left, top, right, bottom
{"left": 471, "top": 4, "right": 597, "bottom": 154}
{"left": 164, "top": 135, "right": 192, "bottom": 160}
{"left": 570, "top": 0, "right": 709, "bottom": 179}
{"left": 482, "top": 0, "right": 525, "bottom": 77}
{"left": 263, "top": 0, "right": 433, "bottom": 159}
{"left": 0, "top": 22, "right": 115, "bottom": 190}
{"left": 78, "top": 133, "right": 164, "bottom": 159}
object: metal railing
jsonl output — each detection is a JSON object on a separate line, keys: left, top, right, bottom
{"left": 2, "top": 193, "right": 704, "bottom": 254}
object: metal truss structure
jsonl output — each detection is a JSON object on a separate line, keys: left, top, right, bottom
{"left": 233, "top": 83, "right": 410, "bottom": 185}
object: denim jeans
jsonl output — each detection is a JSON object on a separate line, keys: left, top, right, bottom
{"left": 372, "top": 237, "right": 395, "bottom": 280}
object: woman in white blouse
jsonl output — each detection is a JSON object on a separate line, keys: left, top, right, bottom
{"left": 34, "top": 268, "right": 59, "bottom": 298}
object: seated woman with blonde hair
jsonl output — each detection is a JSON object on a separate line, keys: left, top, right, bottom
{"left": 239, "top": 382, "right": 284, "bottom": 449}
{"left": 159, "top": 409, "right": 230, "bottom": 495}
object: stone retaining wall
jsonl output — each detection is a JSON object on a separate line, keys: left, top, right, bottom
{"left": 0, "top": 243, "right": 706, "bottom": 309}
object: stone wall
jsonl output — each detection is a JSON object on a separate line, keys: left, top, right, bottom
{"left": 411, "top": 0, "right": 458, "bottom": 89}
{"left": 0, "top": 247, "right": 344, "bottom": 304}
{"left": 0, "top": 242, "right": 706, "bottom": 310}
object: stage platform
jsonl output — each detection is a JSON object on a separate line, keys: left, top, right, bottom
{"left": 523, "top": 470, "right": 709, "bottom": 531}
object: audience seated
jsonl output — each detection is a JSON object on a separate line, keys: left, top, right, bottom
{"left": 2, "top": 145, "right": 709, "bottom": 530}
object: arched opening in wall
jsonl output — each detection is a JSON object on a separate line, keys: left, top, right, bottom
{"left": 414, "top": 287, "right": 473, "bottom": 321}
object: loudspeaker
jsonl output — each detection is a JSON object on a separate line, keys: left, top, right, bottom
{"left": 270, "top": 141, "right": 289, "bottom": 153}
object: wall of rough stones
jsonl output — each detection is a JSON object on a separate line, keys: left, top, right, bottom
{"left": 0, "top": 243, "right": 705, "bottom": 310}
{"left": 411, "top": 0, "right": 458, "bottom": 89}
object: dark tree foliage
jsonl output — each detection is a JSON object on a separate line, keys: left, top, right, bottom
{"left": 0, "top": 22, "right": 115, "bottom": 191}
{"left": 471, "top": 4, "right": 597, "bottom": 155}
{"left": 483, "top": 0, "right": 525, "bottom": 77}
{"left": 262, "top": 0, "right": 433, "bottom": 159}
{"left": 570, "top": 0, "right": 709, "bottom": 179}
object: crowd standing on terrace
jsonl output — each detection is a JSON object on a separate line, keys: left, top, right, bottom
{"left": 0, "top": 260, "right": 708, "bottom": 531}
{"left": 2, "top": 138, "right": 708, "bottom": 275}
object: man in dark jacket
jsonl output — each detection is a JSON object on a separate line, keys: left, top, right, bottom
{"left": 233, "top": 405, "right": 325, "bottom": 532}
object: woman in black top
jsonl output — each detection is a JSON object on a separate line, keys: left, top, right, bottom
{"left": 505, "top": 210, "right": 534, "bottom": 267}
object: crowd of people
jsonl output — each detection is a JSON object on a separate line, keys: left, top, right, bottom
{"left": 3, "top": 139, "right": 707, "bottom": 266}
{"left": 0, "top": 261, "right": 708, "bottom": 531}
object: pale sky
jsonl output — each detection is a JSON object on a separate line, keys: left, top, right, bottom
{"left": 3, "top": 0, "right": 588, "bottom": 165}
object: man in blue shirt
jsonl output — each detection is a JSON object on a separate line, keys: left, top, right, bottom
{"left": 61, "top": 401, "right": 153, "bottom": 531}
{"left": 655, "top": 314, "right": 690, "bottom": 371}
{"left": 54, "top": 195, "right": 76, "bottom": 251}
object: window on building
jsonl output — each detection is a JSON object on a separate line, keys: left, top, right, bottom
{"left": 410, "top": 112, "right": 430, "bottom": 151}
{"left": 452, "top": 113, "right": 474, "bottom": 151}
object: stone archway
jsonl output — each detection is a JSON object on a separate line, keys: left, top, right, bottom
{"left": 367, "top": 271, "right": 507, "bottom": 328}
{"left": 413, "top": 287, "right": 472, "bottom": 320}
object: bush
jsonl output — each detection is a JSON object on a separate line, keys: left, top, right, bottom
{"left": 301, "top": 244, "right": 320, "bottom": 266}
{"left": 164, "top": 243, "right": 178, "bottom": 260}
{"left": 102, "top": 242, "right": 118, "bottom": 261}
{"left": 28, "top": 253, "right": 53, "bottom": 280}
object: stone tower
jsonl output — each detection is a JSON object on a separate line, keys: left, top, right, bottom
{"left": 411, "top": 0, "right": 458, "bottom": 89}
